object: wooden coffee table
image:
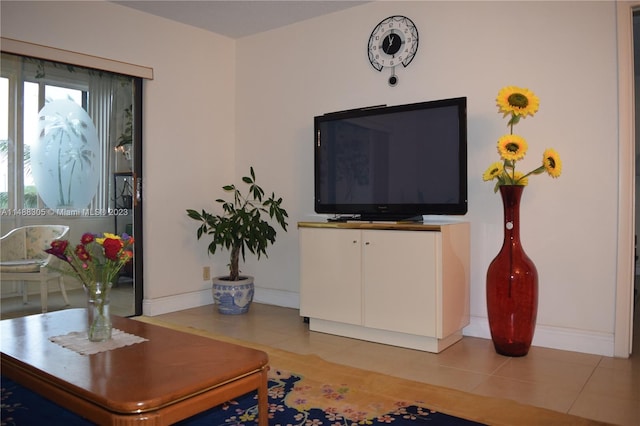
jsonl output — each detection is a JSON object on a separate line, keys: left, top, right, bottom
{"left": 0, "top": 309, "right": 269, "bottom": 425}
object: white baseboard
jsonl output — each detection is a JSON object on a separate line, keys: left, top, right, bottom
{"left": 142, "top": 289, "right": 212, "bottom": 316}
{"left": 143, "top": 295, "right": 614, "bottom": 357}
{"left": 463, "top": 315, "right": 615, "bottom": 357}
{"left": 253, "top": 286, "right": 299, "bottom": 309}
{"left": 142, "top": 286, "right": 300, "bottom": 316}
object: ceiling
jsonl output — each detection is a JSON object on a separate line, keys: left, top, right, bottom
{"left": 114, "top": 1, "right": 368, "bottom": 39}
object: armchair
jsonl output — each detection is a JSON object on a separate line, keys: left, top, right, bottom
{"left": 0, "top": 225, "right": 70, "bottom": 312}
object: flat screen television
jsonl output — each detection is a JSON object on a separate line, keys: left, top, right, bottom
{"left": 314, "top": 97, "right": 467, "bottom": 221}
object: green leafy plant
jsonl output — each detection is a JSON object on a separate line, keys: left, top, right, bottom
{"left": 187, "top": 167, "right": 288, "bottom": 281}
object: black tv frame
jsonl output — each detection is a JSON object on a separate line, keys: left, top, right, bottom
{"left": 314, "top": 97, "right": 467, "bottom": 222}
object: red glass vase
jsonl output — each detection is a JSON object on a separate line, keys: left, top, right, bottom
{"left": 486, "top": 185, "right": 538, "bottom": 357}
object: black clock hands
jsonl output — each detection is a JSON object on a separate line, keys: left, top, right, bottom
{"left": 382, "top": 34, "right": 402, "bottom": 55}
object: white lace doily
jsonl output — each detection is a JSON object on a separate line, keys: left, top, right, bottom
{"left": 49, "top": 328, "right": 148, "bottom": 355}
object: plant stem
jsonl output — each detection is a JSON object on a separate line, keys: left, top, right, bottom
{"left": 230, "top": 245, "right": 240, "bottom": 281}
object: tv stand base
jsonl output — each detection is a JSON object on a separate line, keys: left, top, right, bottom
{"left": 326, "top": 215, "right": 425, "bottom": 223}
{"left": 308, "top": 318, "right": 463, "bottom": 353}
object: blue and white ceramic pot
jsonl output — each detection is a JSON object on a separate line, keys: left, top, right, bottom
{"left": 212, "top": 276, "right": 254, "bottom": 315}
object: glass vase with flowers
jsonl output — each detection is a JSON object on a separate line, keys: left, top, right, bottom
{"left": 45, "top": 232, "right": 134, "bottom": 342}
{"left": 482, "top": 86, "right": 562, "bottom": 356}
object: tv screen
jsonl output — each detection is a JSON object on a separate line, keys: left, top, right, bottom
{"left": 314, "top": 97, "right": 467, "bottom": 221}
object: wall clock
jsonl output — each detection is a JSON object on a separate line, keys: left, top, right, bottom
{"left": 368, "top": 15, "right": 419, "bottom": 86}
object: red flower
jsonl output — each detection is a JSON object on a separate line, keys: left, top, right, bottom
{"left": 75, "top": 244, "right": 91, "bottom": 261}
{"left": 80, "top": 233, "right": 95, "bottom": 245}
{"left": 45, "top": 240, "right": 69, "bottom": 262}
{"left": 102, "top": 238, "right": 123, "bottom": 261}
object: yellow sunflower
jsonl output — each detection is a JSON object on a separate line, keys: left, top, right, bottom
{"left": 484, "top": 86, "right": 561, "bottom": 190}
{"left": 542, "top": 148, "right": 562, "bottom": 178}
{"left": 496, "top": 86, "right": 540, "bottom": 118}
{"left": 512, "top": 171, "right": 529, "bottom": 186}
{"left": 497, "top": 134, "right": 528, "bottom": 161}
{"left": 483, "top": 161, "right": 504, "bottom": 181}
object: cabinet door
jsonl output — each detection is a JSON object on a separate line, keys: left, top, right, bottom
{"left": 363, "top": 230, "right": 438, "bottom": 336}
{"left": 299, "top": 227, "right": 362, "bottom": 325}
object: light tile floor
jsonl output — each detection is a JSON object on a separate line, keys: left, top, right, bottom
{"left": 154, "top": 303, "right": 640, "bottom": 426}
{"left": 1, "top": 295, "right": 637, "bottom": 425}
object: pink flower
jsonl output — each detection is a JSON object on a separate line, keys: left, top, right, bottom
{"left": 75, "top": 244, "right": 91, "bottom": 261}
{"left": 80, "top": 233, "right": 95, "bottom": 245}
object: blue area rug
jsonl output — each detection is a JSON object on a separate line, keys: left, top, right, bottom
{"left": 1, "top": 371, "right": 484, "bottom": 425}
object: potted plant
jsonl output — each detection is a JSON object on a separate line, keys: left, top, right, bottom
{"left": 187, "top": 167, "right": 288, "bottom": 314}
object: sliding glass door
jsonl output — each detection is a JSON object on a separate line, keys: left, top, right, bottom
{"left": 0, "top": 52, "right": 143, "bottom": 317}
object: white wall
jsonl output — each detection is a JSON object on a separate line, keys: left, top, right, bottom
{"left": 1, "top": 1, "right": 624, "bottom": 355}
{"left": 234, "top": 1, "right": 620, "bottom": 355}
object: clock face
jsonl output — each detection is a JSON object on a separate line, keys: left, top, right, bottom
{"left": 368, "top": 16, "right": 419, "bottom": 72}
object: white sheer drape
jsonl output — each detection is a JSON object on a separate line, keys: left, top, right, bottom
{"left": 88, "top": 74, "right": 114, "bottom": 211}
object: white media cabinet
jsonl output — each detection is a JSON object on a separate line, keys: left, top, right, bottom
{"left": 298, "top": 221, "right": 470, "bottom": 353}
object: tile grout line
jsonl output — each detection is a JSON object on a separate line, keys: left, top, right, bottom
{"left": 564, "top": 355, "right": 603, "bottom": 415}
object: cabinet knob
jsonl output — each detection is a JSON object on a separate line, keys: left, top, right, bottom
{"left": 365, "top": 241, "right": 370, "bottom": 245}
